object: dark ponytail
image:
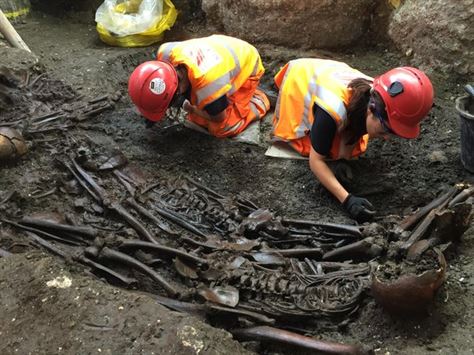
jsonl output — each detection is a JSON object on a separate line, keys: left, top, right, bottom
{"left": 345, "top": 78, "right": 372, "bottom": 144}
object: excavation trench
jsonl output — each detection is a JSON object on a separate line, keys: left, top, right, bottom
{"left": 0, "top": 6, "right": 473, "bottom": 355}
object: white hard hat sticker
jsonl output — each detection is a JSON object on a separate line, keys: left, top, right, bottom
{"left": 150, "top": 78, "right": 166, "bottom": 95}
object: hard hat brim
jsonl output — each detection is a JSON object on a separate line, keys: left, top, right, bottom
{"left": 138, "top": 107, "right": 167, "bottom": 122}
{"left": 389, "top": 119, "right": 420, "bottom": 139}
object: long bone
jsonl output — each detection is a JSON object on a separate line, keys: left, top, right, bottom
{"left": 3, "top": 219, "right": 86, "bottom": 246}
{"left": 448, "top": 186, "right": 474, "bottom": 208}
{"left": 282, "top": 218, "right": 362, "bottom": 237}
{"left": 113, "top": 170, "right": 136, "bottom": 196}
{"left": 155, "top": 295, "right": 275, "bottom": 325}
{"left": 31, "top": 114, "right": 67, "bottom": 126}
{"left": 125, "top": 197, "right": 178, "bottom": 235}
{"left": 24, "top": 231, "right": 70, "bottom": 259}
{"left": 20, "top": 217, "right": 97, "bottom": 239}
{"left": 323, "top": 238, "right": 383, "bottom": 261}
{"left": 400, "top": 188, "right": 459, "bottom": 252}
{"left": 185, "top": 176, "right": 257, "bottom": 211}
{"left": 62, "top": 160, "right": 101, "bottom": 203}
{"left": 30, "top": 110, "right": 63, "bottom": 123}
{"left": 30, "top": 188, "right": 58, "bottom": 199}
{"left": 71, "top": 157, "right": 108, "bottom": 203}
{"left": 267, "top": 248, "right": 323, "bottom": 259}
{"left": 77, "top": 102, "right": 113, "bottom": 120}
{"left": 63, "top": 158, "right": 160, "bottom": 244}
{"left": 74, "top": 254, "right": 137, "bottom": 286}
{"left": 152, "top": 205, "right": 210, "bottom": 238}
{"left": 85, "top": 246, "right": 178, "bottom": 297}
{"left": 109, "top": 202, "right": 158, "bottom": 244}
{"left": 396, "top": 186, "right": 458, "bottom": 233}
{"left": 231, "top": 326, "right": 373, "bottom": 355}
{"left": 118, "top": 240, "right": 208, "bottom": 266}
{"left": 180, "top": 236, "right": 218, "bottom": 251}
{"left": 184, "top": 176, "right": 225, "bottom": 199}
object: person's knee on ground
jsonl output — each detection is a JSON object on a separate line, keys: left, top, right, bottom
{"left": 250, "top": 89, "right": 271, "bottom": 119}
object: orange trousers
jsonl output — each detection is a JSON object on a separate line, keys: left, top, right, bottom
{"left": 187, "top": 77, "right": 270, "bottom": 138}
{"left": 285, "top": 136, "right": 312, "bottom": 157}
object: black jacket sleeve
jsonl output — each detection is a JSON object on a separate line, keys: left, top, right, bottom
{"left": 203, "top": 95, "right": 229, "bottom": 116}
{"left": 310, "top": 104, "right": 337, "bottom": 156}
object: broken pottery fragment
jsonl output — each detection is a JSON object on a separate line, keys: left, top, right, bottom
{"left": 0, "top": 127, "right": 27, "bottom": 161}
{"left": 371, "top": 250, "right": 447, "bottom": 314}
{"left": 198, "top": 285, "right": 239, "bottom": 307}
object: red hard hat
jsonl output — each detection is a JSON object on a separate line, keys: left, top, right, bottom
{"left": 373, "top": 67, "right": 434, "bottom": 139}
{"left": 128, "top": 60, "right": 178, "bottom": 122}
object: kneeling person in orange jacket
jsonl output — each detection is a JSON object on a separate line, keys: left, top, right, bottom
{"left": 128, "top": 35, "right": 270, "bottom": 138}
{"left": 272, "top": 59, "right": 434, "bottom": 222}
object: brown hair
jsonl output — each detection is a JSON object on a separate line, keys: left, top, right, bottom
{"left": 345, "top": 78, "right": 372, "bottom": 144}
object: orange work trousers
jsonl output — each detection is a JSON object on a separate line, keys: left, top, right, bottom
{"left": 187, "top": 77, "right": 270, "bottom": 138}
{"left": 287, "top": 136, "right": 312, "bottom": 157}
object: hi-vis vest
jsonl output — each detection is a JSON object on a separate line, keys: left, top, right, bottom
{"left": 157, "top": 35, "right": 264, "bottom": 110}
{"left": 273, "top": 58, "right": 372, "bottom": 160}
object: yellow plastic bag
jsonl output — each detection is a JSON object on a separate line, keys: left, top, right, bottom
{"left": 96, "top": 0, "right": 177, "bottom": 48}
{"left": 2, "top": 0, "right": 31, "bottom": 22}
{"left": 388, "top": 0, "right": 402, "bottom": 9}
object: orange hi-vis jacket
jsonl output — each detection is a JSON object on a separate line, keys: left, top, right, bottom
{"left": 273, "top": 58, "right": 372, "bottom": 159}
{"left": 157, "top": 35, "right": 269, "bottom": 137}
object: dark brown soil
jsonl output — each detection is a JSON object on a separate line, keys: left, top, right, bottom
{"left": 0, "top": 10, "right": 473, "bottom": 355}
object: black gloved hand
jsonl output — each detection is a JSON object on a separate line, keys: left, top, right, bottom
{"left": 342, "top": 194, "right": 376, "bottom": 223}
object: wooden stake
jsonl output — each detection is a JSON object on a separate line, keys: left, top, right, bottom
{"left": 0, "top": 9, "right": 31, "bottom": 52}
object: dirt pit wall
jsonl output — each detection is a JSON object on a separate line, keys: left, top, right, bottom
{"left": 26, "top": 0, "right": 474, "bottom": 76}
{"left": 202, "top": 0, "right": 377, "bottom": 49}
{"left": 389, "top": 0, "right": 474, "bottom": 76}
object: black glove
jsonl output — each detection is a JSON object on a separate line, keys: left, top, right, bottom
{"left": 342, "top": 194, "right": 376, "bottom": 223}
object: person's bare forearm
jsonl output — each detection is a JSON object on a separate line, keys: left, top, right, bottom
{"left": 183, "top": 100, "right": 225, "bottom": 122}
{"left": 309, "top": 149, "right": 348, "bottom": 203}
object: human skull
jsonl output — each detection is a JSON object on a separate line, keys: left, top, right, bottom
{"left": 0, "top": 127, "right": 28, "bottom": 161}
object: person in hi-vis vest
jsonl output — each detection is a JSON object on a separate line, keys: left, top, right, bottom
{"left": 272, "top": 59, "right": 434, "bottom": 223}
{"left": 128, "top": 35, "right": 270, "bottom": 138}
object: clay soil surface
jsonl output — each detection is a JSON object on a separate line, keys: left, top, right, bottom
{"left": 1, "top": 10, "right": 473, "bottom": 355}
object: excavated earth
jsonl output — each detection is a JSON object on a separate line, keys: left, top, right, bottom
{"left": 0, "top": 10, "right": 473, "bottom": 355}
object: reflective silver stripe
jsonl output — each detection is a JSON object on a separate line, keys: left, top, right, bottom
{"left": 195, "top": 39, "right": 241, "bottom": 105}
{"left": 251, "top": 56, "right": 260, "bottom": 77}
{"left": 312, "top": 62, "right": 349, "bottom": 122}
{"left": 219, "top": 40, "right": 241, "bottom": 80}
{"left": 250, "top": 94, "right": 267, "bottom": 112}
{"left": 295, "top": 64, "right": 347, "bottom": 137}
{"left": 196, "top": 73, "right": 232, "bottom": 105}
{"left": 295, "top": 75, "right": 317, "bottom": 137}
{"left": 158, "top": 42, "right": 179, "bottom": 61}
{"left": 315, "top": 85, "right": 347, "bottom": 120}
{"left": 222, "top": 120, "right": 244, "bottom": 134}
{"left": 274, "top": 61, "right": 295, "bottom": 125}
{"left": 249, "top": 102, "right": 261, "bottom": 120}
